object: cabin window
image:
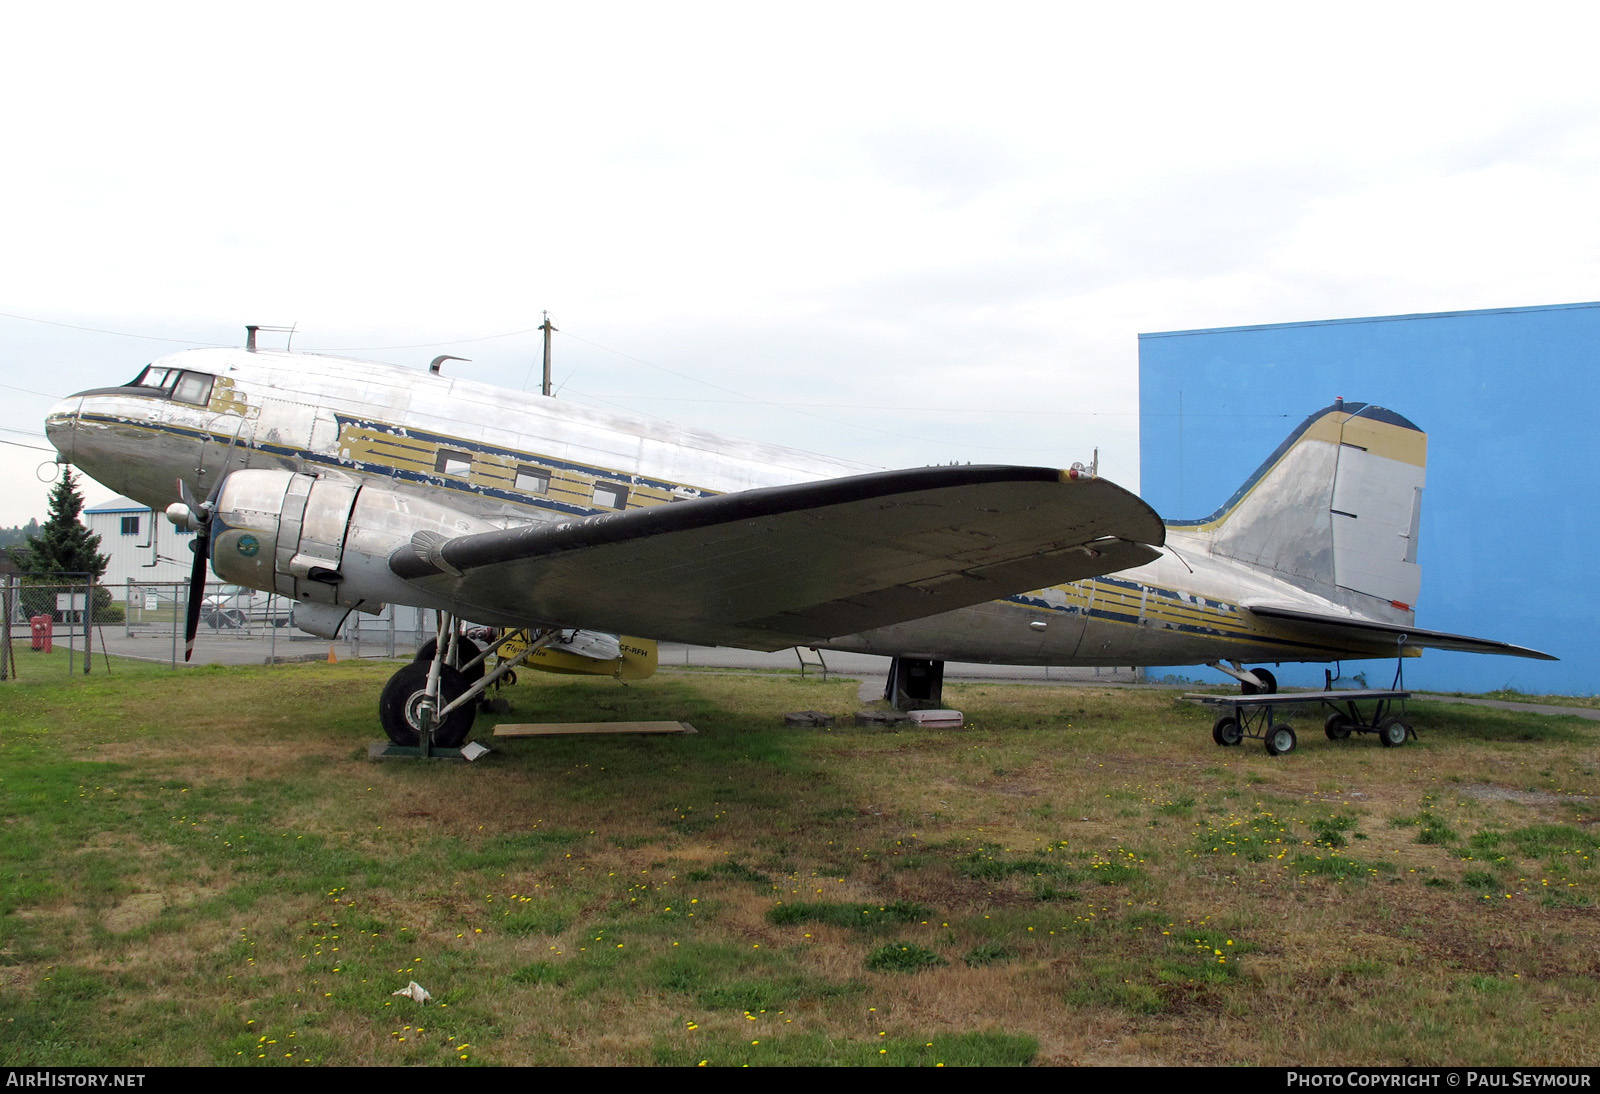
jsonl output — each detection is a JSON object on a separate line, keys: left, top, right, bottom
{"left": 434, "top": 450, "right": 473, "bottom": 477}
{"left": 593, "top": 482, "right": 628, "bottom": 510}
{"left": 120, "top": 515, "right": 141, "bottom": 535}
{"left": 172, "top": 371, "right": 214, "bottom": 405}
{"left": 515, "top": 465, "right": 551, "bottom": 494}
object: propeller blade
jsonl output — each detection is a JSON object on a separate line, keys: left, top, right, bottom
{"left": 177, "top": 477, "right": 202, "bottom": 519}
{"left": 183, "top": 534, "right": 208, "bottom": 662}
{"left": 178, "top": 451, "right": 239, "bottom": 662}
{"left": 203, "top": 428, "right": 243, "bottom": 508}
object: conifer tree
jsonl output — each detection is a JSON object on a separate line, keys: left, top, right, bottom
{"left": 22, "top": 468, "right": 109, "bottom": 579}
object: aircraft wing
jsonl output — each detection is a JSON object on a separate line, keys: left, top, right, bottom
{"left": 1241, "top": 602, "right": 1558, "bottom": 661}
{"left": 390, "top": 464, "right": 1165, "bottom": 651}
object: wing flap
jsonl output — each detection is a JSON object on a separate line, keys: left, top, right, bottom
{"left": 392, "top": 464, "right": 1164, "bottom": 650}
{"left": 1242, "top": 602, "right": 1557, "bottom": 661}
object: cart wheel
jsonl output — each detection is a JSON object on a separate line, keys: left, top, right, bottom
{"left": 1324, "top": 713, "right": 1353, "bottom": 740}
{"left": 1265, "top": 724, "right": 1297, "bottom": 756}
{"left": 1378, "top": 715, "right": 1410, "bottom": 748}
{"left": 1211, "top": 716, "right": 1243, "bottom": 747}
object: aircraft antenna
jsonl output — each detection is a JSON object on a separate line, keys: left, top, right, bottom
{"left": 244, "top": 324, "right": 296, "bottom": 352}
{"left": 540, "top": 311, "right": 557, "bottom": 397}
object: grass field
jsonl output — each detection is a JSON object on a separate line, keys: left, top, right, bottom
{"left": 2, "top": 654, "right": 1597, "bottom": 1066}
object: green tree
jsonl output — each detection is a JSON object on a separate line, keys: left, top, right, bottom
{"left": 21, "top": 467, "right": 109, "bottom": 580}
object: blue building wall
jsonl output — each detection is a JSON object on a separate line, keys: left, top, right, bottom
{"left": 1138, "top": 302, "right": 1599, "bottom": 695}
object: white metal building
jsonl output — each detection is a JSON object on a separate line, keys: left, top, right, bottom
{"left": 83, "top": 496, "right": 196, "bottom": 593}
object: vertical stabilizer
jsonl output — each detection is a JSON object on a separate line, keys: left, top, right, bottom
{"left": 1170, "top": 403, "right": 1426, "bottom": 621}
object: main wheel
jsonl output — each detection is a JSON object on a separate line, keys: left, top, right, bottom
{"left": 1324, "top": 713, "right": 1353, "bottom": 740}
{"left": 1212, "top": 716, "right": 1243, "bottom": 746}
{"left": 1241, "top": 667, "right": 1278, "bottom": 695}
{"left": 1377, "top": 715, "right": 1410, "bottom": 748}
{"left": 379, "top": 662, "right": 476, "bottom": 748}
{"left": 1264, "top": 724, "right": 1298, "bottom": 756}
{"left": 415, "top": 636, "right": 486, "bottom": 685}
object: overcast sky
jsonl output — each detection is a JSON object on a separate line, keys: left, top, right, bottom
{"left": 2, "top": 2, "right": 1597, "bottom": 527}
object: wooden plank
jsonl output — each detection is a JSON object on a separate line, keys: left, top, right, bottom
{"left": 1182, "top": 689, "right": 1408, "bottom": 707}
{"left": 492, "top": 721, "right": 697, "bottom": 738}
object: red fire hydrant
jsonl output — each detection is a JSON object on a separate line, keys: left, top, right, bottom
{"left": 30, "top": 615, "right": 53, "bottom": 653}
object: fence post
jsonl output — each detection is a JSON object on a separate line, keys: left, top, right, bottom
{"left": 84, "top": 574, "right": 93, "bottom": 675}
{"left": 65, "top": 581, "right": 74, "bottom": 678}
{"left": 1, "top": 575, "right": 12, "bottom": 681}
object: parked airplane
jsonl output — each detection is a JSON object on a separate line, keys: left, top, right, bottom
{"left": 45, "top": 342, "right": 1552, "bottom": 746}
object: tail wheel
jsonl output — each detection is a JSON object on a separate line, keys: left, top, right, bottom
{"left": 1264, "top": 724, "right": 1298, "bottom": 756}
{"left": 1241, "top": 668, "right": 1278, "bottom": 695}
{"left": 1212, "top": 717, "right": 1243, "bottom": 746}
{"left": 1324, "top": 713, "right": 1353, "bottom": 740}
{"left": 379, "top": 662, "right": 476, "bottom": 748}
{"left": 415, "top": 636, "right": 486, "bottom": 685}
{"left": 1378, "top": 715, "right": 1411, "bottom": 748}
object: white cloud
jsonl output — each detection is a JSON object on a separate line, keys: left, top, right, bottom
{"left": 3, "top": 2, "right": 1600, "bottom": 523}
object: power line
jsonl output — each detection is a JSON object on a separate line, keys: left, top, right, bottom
{"left": 572, "top": 393, "right": 1143, "bottom": 417}
{"left": 0, "top": 381, "right": 61, "bottom": 400}
{"left": 0, "top": 309, "right": 229, "bottom": 346}
{"left": 303, "top": 325, "right": 547, "bottom": 352}
{"left": 558, "top": 327, "right": 1136, "bottom": 454}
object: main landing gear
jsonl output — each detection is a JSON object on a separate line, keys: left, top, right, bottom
{"left": 377, "top": 617, "right": 557, "bottom": 754}
{"left": 1207, "top": 660, "right": 1278, "bottom": 695}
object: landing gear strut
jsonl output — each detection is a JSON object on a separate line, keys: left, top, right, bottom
{"left": 376, "top": 615, "right": 557, "bottom": 755}
{"left": 1207, "top": 660, "right": 1278, "bottom": 694}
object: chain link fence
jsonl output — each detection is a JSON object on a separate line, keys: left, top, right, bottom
{"left": 1, "top": 575, "right": 438, "bottom": 677}
{"left": 1, "top": 576, "right": 1144, "bottom": 684}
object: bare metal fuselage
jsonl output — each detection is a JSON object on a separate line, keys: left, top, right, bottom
{"left": 46, "top": 347, "right": 1400, "bottom": 669}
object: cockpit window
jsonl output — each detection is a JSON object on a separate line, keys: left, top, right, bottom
{"left": 172, "top": 372, "right": 213, "bottom": 405}
{"left": 126, "top": 366, "right": 213, "bottom": 406}
{"left": 131, "top": 366, "right": 176, "bottom": 390}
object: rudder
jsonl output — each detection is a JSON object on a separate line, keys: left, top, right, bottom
{"left": 1170, "top": 402, "right": 1426, "bottom": 621}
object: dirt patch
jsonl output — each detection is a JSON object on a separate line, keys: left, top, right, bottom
{"left": 104, "top": 891, "right": 166, "bottom": 932}
{"left": 1457, "top": 785, "right": 1578, "bottom": 808}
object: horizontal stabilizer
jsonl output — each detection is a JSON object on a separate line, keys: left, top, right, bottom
{"left": 391, "top": 464, "right": 1165, "bottom": 650}
{"left": 1242, "top": 602, "right": 1557, "bottom": 661}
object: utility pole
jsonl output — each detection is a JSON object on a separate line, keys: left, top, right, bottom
{"left": 540, "top": 311, "right": 556, "bottom": 397}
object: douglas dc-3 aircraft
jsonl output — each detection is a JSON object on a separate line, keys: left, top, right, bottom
{"left": 45, "top": 342, "right": 1553, "bottom": 747}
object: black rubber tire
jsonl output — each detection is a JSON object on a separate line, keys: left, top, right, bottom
{"left": 414, "top": 636, "right": 486, "bottom": 685}
{"left": 1212, "top": 716, "right": 1243, "bottom": 746}
{"left": 1324, "top": 713, "right": 1353, "bottom": 740}
{"left": 1242, "top": 667, "right": 1278, "bottom": 695}
{"left": 1378, "top": 715, "right": 1410, "bottom": 748}
{"left": 1265, "top": 724, "right": 1297, "bottom": 756}
{"left": 379, "top": 662, "right": 476, "bottom": 748}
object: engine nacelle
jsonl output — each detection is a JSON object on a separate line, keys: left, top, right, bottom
{"left": 207, "top": 470, "right": 498, "bottom": 620}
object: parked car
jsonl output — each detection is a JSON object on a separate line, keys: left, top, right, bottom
{"left": 202, "top": 585, "right": 291, "bottom": 629}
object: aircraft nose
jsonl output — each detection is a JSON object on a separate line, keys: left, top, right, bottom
{"left": 45, "top": 395, "right": 82, "bottom": 463}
